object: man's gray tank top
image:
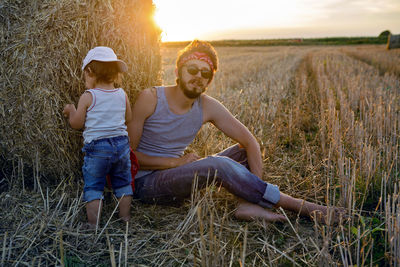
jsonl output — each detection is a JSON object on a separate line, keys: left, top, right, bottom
{"left": 136, "top": 86, "right": 203, "bottom": 178}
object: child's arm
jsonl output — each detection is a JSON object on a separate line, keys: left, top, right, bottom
{"left": 63, "top": 92, "right": 92, "bottom": 129}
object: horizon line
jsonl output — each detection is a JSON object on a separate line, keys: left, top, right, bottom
{"left": 160, "top": 35, "right": 390, "bottom": 44}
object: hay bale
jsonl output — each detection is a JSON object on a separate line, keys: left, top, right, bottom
{"left": 0, "top": 0, "right": 161, "bottom": 186}
{"left": 387, "top": 34, "right": 400, "bottom": 49}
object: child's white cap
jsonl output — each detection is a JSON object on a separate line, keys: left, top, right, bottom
{"left": 82, "top": 46, "right": 128, "bottom": 72}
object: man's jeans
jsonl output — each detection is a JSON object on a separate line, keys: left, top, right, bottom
{"left": 133, "top": 145, "right": 280, "bottom": 208}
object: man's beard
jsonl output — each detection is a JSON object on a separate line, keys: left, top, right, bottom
{"left": 178, "top": 75, "right": 206, "bottom": 99}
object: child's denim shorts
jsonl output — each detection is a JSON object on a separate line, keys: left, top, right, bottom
{"left": 82, "top": 135, "right": 133, "bottom": 202}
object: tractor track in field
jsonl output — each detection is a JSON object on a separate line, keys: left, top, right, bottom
{"left": 344, "top": 51, "right": 400, "bottom": 78}
{"left": 264, "top": 50, "right": 327, "bottom": 199}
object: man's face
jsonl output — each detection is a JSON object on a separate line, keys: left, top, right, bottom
{"left": 178, "top": 59, "right": 213, "bottom": 99}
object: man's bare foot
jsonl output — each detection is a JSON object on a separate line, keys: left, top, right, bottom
{"left": 235, "top": 202, "right": 286, "bottom": 222}
{"left": 310, "top": 207, "right": 348, "bottom": 225}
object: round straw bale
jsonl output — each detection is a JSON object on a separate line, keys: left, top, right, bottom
{"left": 0, "top": 0, "right": 161, "bottom": 187}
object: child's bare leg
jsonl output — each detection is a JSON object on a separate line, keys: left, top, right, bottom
{"left": 235, "top": 199, "right": 285, "bottom": 222}
{"left": 118, "top": 195, "right": 132, "bottom": 222}
{"left": 86, "top": 199, "right": 103, "bottom": 227}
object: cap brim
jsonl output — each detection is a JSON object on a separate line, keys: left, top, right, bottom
{"left": 116, "top": 60, "right": 128, "bottom": 72}
{"left": 82, "top": 59, "right": 128, "bottom": 72}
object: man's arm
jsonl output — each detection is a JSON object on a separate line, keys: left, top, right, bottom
{"left": 125, "top": 92, "right": 133, "bottom": 125}
{"left": 127, "top": 88, "right": 198, "bottom": 170}
{"left": 202, "top": 95, "right": 263, "bottom": 178}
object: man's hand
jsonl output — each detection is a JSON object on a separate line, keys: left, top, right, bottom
{"left": 177, "top": 153, "right": 200, "bottom": 166}
{"left": 63, "top": 104, "right": 76, "bottom": 118}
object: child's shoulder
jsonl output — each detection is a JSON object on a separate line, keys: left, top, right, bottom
{"left": 81, "top": 90, "right": 93, "bottom": 96}
{"left": 78, "top": 91, "right": 93, "bottom": 108}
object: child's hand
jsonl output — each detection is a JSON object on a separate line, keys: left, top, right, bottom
{"left": 63, "top": 104, "right": 76, "bottom": 118}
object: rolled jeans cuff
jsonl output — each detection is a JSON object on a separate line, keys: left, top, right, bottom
{"left": 258, "top": 183, "right": 280, "bottom": 208}
{"left": 114, "top": 184, "right": 133, "bottom": 198}
{"left": 84, "top": 190, "right": 104, "bottom": 202}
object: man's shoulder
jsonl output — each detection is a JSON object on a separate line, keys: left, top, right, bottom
{"left": 201, "top": 94, "right": 224, "bottom": 108}
{"left": 133, "top": 87, "right": 158, "bottom": 117}
{"left": 201, "top": 94, "right": 230, "bottom": 123}
{"left": 141, "top": 87, "right": 158, "bottom": 97}
{"left": 136, "top": 87, "right": 158, "bottom": 104}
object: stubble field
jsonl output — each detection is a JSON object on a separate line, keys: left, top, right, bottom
{"left": 159, "top": 44, "right": 400, "bottom": 266}
{"left": 1, "top": 45, "right": 399, "bottom": 266}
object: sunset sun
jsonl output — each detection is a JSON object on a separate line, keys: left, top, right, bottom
{"left": 153, "top": 0, "right": 303, "bottom": 42}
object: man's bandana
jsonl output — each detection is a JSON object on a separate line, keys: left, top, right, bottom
{"left": 178, "top": 52, "right": 214, "bottom": 71}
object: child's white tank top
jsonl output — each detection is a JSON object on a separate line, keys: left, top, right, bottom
{"left": 83, "top": 88, "right": 128, "bottom": 144}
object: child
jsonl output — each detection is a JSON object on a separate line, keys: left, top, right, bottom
{"left": 63, "top": 46, "right": 133, "bottom": 228}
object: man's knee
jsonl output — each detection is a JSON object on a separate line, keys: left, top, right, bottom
{"left": 204, "top": 156, "right": 241, "bottom": 175}
{"left": 206, "top": 154, "right": 229, "bottom": 165}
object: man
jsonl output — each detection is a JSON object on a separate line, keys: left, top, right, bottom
{"left": 128, "top": 40, "right": 335, "bottom": 222}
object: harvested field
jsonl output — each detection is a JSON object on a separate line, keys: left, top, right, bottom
{"left": 1, "top": 44, "right": 399, "bottom": 266}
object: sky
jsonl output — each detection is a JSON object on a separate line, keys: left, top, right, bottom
{"left": 153, "top": 0, "right": 400, "bottom": 42}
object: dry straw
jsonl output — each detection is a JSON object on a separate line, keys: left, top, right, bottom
{"left": 0, "top": 0, "right": 161, "bottom": 186}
